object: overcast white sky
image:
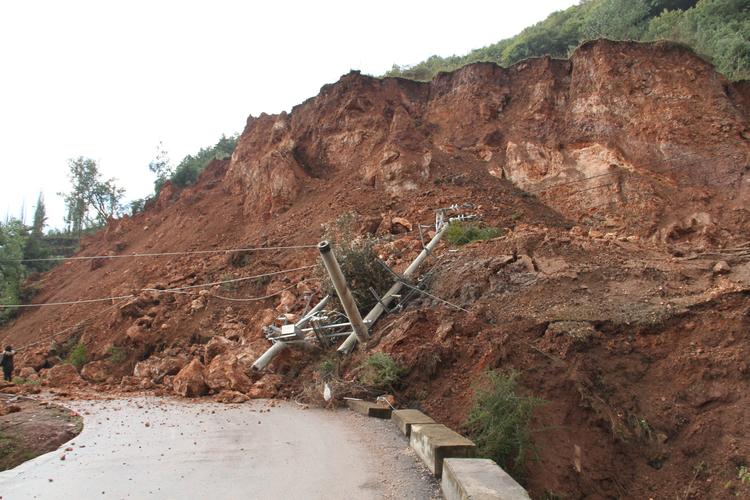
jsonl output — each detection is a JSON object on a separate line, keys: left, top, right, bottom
{"left": 0, "top": 0, "right": 578, "bottom": 229}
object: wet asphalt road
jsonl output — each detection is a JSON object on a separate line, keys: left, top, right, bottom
{"left": 0, "top": 397, "right": 439, "bottom": 500}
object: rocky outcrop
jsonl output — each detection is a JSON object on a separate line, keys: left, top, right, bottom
{"left": 227, "top": 40, "right": 749, "bottom": 240}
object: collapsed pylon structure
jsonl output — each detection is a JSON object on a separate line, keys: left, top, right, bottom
{"left": 251, "top": 205, "right": 478, "bottom": 370}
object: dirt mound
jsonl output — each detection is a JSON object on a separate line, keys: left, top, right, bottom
{"left": 0, "top": 395, "right": 83, "bottom": 471}
{"left": 1, "top": 40, "right": 749, "bottom": 497}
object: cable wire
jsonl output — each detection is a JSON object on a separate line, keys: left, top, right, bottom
{"left": 7, "top": 299, "right": 129, "bottom": 352}
{"left": 0, "top": 264, "right": 317, "bottom": 309}
{"left": 398, "top": 280, "right": 470, "bottom": 313}
{"left": 0, "top": 295, "right": 135, "bottom": 309}
{"left": 1, "top": 244, "right": 319, "bottom": 264}
{"left": 142, "top": 265, "right": 317, "bottom": 293}
{"left": 210, "top": 278, "right": 316, "bottom": 303}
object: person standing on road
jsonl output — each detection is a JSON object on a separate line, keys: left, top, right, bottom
{"left": 1, "top": 346, "right": 16, "bottom": 382}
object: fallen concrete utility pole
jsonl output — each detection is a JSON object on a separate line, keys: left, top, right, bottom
{"left": 318, "top": 241, "right": 370, "bottom": 345}
{"left": 251, "top": 295, "right": 331, "bottom": 372}
{"left": 338, "top": 221, "right": 450, "bottom": 354}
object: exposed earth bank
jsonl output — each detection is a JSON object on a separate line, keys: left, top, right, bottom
{"left": 1, "top": 39, "right": 749, "bottom": 498}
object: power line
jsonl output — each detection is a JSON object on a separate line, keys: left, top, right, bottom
{"left": 0, "top": 265, "right": 318, "bottom": 309}
{"left": 393, "top": 266, "right": 568, "bottom": 366}
{"left": 399, "top": 280, "right": 470, "bottom": 313}
{"left": 6, "top": 299, "right": 129, "bottom": 352}
{"left": 210, "top": 278, "right": 316, "bottom": 303}
{"left": 141, "top": 265, "right": 317, "bottom": 293}
{"left": 0, "top": 295, "right": 135, "bottom": 308}
{"left": 1, "top": 244, "right": 319, "bottom": 264}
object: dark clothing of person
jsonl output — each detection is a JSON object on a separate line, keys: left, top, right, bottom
{"left": 1, "top": 351, "right": 14, "bottom": 382}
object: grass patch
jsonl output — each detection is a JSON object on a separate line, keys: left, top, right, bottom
{"left": 11, "top": 377, "right": 40, "bottom": 386}
{"left": 357, "top": 353, "right": 405, "bottom": 391}
{"left": 107, "top": 346, "right": 127, "bottom": 364}
{"left": 66, "top": 343, "right": 88, "bottom": 369}
{"left": 464, "top": 370, "right": 545, "bottom": 477}
{"left": 444, "top": 222, "right": 502, "bottom": 245}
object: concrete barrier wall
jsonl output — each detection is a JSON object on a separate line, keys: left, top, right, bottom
{"left": 346, "top": 401, "right": 531, "bottom": 498}
{"left": 391, "top": 409, "right": 436, "bottom": 437}
{"left": 442, "top": 458, "right": 530, "bottom": 500}
{"left": 409, "top": 423, "right": 475, "bottom": 477}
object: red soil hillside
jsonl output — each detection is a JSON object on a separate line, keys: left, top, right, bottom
{"left": 2, "top": 40, "right": 749, "bottom": 498}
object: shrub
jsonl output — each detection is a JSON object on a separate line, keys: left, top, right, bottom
{"left": 66, "top": 343, "right": 88, "bottom": 369}
{"left": 12, "top": 376, "right": 40, "bottom": 386}
{"left": 107, "top": 346, "right": 127, "bottom": 364}
{"left": 358, "top": 353, "right": 405, "bottom": 390}
{"left": 464, "top": 370, "right": 545, "bottom": 476}
{"left": 739, "top": 465, "right": 750, "bottom": 485}
{"left": 444, "top": 223, "right": 502, "bottom": 245}
{"left": 318, "top": 357, "right": 337, "bottom": 381}
{"left": 318, "top": 212, "right": 393, "bottom": 314}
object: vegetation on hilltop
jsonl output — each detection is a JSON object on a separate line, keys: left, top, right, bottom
{"left": 385, "top": 0, "right": 749, "bottom": 81}
{"left": 148, "top": 134, "right": 238, "bottom": 193}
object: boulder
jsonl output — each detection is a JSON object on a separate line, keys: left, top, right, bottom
{"left": 20, "top": 347, "right": 50, "bottom": 371}
{"left": 81, "top": 361, "right": 110, "bottom": 383}
{"left": 120, "top": 376, "right": 140, "bottom": 388}
{"left": 247, "top": 373, "right": 283, "bottom": 399}
{"left": 214, "top": 390, "right": 250, "bottom": 404}
{"left": 133, "top": 355, "right": 188, "bottom": 383}
{"left": 43, "top": 364, "right": 84, "bottom": 387}
{"left": 205, "top": 336, "right": 236, "bottom": 363}
{"left": 125, "top": 324, "right": 154, "bottom": 344}
{"left": 18, "top": 366, "right": 40, "bottom": 382}
{"left": 713, "top": 260, "right": 731, "bottom": 275}
{"left": 172, "top": 359, "right": 208, "bottom": 397}
{"left": 206, "top": 353, "right": 252, "bottom": 393}
{"left": 275, "top": 290, "right": 296, "bottom": 313}
{"left": 391, "top": 217, "right": 412, "bottom": 233}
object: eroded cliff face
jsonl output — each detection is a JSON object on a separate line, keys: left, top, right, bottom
{"left": 228, "top": 40, "right": 749, "bottom": 244}
{"left": 3, "top": 39, "right": 750, "bottom": 500}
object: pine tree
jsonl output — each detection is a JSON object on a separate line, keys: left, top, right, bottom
{"left": 23, "top": 193, "right": 51, "bottom": 273}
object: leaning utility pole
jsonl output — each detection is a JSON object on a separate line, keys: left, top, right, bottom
{"left": 251, "top": 295, "right": 331, "bottom": 371}
{"left": 318, "top": 241, "right": 369, "bottom": 344}
{"left": 337, "top": 221, "right": 450, "bottom": 354}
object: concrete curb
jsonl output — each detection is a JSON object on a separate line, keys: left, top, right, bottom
{"left": 442, "top": 458, "right": 530, "bottom": 500}
{"left": 345, "top": 398, "right": 392, "bottom": 418}
{"left": 346, "top": 402, "right": 531, "bottom": 498}
{"left": 409, "top": 423, "right": 475, "bottom": 477}
{"left": 392, "top": 409, "right": 437, "bottom": 437}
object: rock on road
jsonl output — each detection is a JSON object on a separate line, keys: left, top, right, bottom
{"left": 0, "top": 397, "right": 439, "bottom": 499}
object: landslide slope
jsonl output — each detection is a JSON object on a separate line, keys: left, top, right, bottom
{"left": 2, "top": 40, "right": 749, "bottom": 498}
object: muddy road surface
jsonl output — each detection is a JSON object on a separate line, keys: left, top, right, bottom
{"left": 0, "top": 397, "right": 439, "bottom": 499}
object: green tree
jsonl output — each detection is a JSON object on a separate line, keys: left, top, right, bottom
{"left": 60, "top": 157, "right": 125, "bottom": 235}
{"left": 582, "top": 0, "right": 652, "bottom": 40}
{"left": 23, "top": 194, "right": 51, "bottom": 273}
{"left": 0, "top": 218, "right": 28, "bottom": 324}
{"left": 148, "top": 141, "right": 173, "bottom": 194}
{"left": 385, "top": 0, "right": 747, "bottom": 81}
{"left": 170, "top": 134, "right": 238, "bottom": 188}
